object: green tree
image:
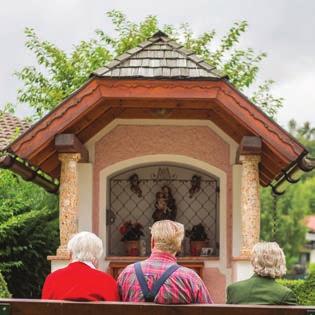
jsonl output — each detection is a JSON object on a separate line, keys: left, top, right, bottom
{"left": 9, "top": 10, "right": 282, "bottom": 120}
{"left": 260, "top": 185, "right": 309, "bottom": 268}
{"left": 260, "top": 121, "right": 315, "bottom": 270}
{"left": 0, "top": 170, "right": 59, "bottom": 298}
{"left": 0, "top": 272, "right": 10, "bottom": 298}
{"left": 288, "top": 119, "right": 315, "bottom": 156}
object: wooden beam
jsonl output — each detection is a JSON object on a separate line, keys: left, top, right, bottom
{"left": 55, "top": 134, "right": 89, "bottom": 162}
{"left": 239, "top": 136, "right": 262, "bottom": 156}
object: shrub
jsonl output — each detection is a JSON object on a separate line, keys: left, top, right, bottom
{"left": 0, "top": 272, "right": 10, "bottom": 298}
{"left": 278, "top": 279, "right": 305, "bottom": 304}
{"left": 0, "top": 170, "right": 59, "bottom": 298}
{"left": 278, "top": 266, "right": 315, "bottom": 305}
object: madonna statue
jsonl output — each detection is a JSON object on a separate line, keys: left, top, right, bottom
{"left": 152, "top": 185, "right": 177, "bottom": 222}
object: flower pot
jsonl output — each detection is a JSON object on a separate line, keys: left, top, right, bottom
{"left": 190, "top": 240, "right": 208, "bottom": 256}
{"left": 125, "top": 240, "right": 140, "bottom": 256}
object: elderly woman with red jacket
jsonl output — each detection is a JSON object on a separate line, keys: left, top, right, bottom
{"left": 42, "top": 231, "right": 118, "bottom": 301}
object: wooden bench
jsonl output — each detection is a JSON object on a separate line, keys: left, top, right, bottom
{"left": 0, "top": 299, "right": 314, "bottom": 315}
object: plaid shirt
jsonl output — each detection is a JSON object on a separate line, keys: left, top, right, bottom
{"left": 117, "top": 249, "right": 213, "bottom": 304}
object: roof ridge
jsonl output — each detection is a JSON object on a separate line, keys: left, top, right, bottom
{"left": 94, "top": 36, "right": 162, "bottom": 76}
{"left": 93, "top": 31, "right": 225, "bottom": 79}
{"left": 165, "top": 39, "right": 226, "bottom": 78}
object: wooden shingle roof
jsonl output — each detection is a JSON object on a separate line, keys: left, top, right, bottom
{"left": 0, "top": 112, "right": 30, "bottom": 151}
{"left": 93, "top": 31, "right": 225, "bottom": 79}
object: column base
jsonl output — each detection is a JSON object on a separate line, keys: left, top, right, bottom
{"left": 47, "top": 254, "right": 70, "bottom": 272}
{"left": 240, "top": 248, "right": 251, "bottom": 258}
{"left": 56, "top": 245, "right": 71, "bottom": 258}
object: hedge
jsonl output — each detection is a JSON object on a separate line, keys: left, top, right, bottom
{"left": 278, "top": 266, "right": 315, "bottom": 305}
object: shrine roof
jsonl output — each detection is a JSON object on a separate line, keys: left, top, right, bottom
{"left": 93, "top": 31, "right": 224, "bottom": 80}
{"left": 0, "top": 32, "right": 312, "bottom": 193}
{"left": 0, "top": 112, "right": 30, "bottom": 151}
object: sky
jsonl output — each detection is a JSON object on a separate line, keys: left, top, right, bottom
{"left": 0, "top": 0, "right": 314, "bottom": 129}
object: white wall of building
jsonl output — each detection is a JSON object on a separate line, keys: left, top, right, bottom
{"left": 78, "top": 163, "right": 93, "bottom": 232}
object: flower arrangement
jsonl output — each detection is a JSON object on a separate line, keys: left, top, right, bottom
{"left": 119, "top": 221, "right": 144, "bottom": 241}
{"left": 186, "top": 223, "right": 208, "bottom": 241}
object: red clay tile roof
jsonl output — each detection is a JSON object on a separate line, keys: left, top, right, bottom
{"left": 0, "top": 112, "right": 30, "bottom": 151}
{"left": 305, "top": 215, "right": 315, "bottom": 232}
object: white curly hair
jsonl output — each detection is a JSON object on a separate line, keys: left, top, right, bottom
{"left": 251, "top": 242, "right": 287, "bottom": 278}
{"left": 67, "top": 231, "right": 103, "bottom": 264}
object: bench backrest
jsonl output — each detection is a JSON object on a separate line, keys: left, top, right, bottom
{"left": 0, "top": 299, "right": 314, "bottom": 315}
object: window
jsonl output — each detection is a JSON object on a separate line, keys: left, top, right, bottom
{"left": 106, "top": 164, "right": 219, "bottom": 256}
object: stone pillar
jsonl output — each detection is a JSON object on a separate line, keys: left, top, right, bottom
{"left": 240, "top": 155, "right": 261, "bottom": 258}
{"left": 56, "top": 153, "right": 81, "bottom": 258}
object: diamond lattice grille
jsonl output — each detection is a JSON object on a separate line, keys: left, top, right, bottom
{"left": 107, "top": 165, "right": 219, "bottom": 256}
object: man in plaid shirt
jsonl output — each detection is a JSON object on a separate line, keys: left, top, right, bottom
{"left": 117, "top": 220, "right": 213, "bottom": 304}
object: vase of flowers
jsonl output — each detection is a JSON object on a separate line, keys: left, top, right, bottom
{"left": 186, "top": 223, "right": 208, "bottom": 256}
{"left": 119, "top": 221, "right": 144, "bottom": 256}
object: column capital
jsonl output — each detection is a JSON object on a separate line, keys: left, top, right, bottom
{"left": 58, "top": 152, "right": 81, "bottom": 163}
{"left": 239, "top": 154, "right": 261, "bottom": 164}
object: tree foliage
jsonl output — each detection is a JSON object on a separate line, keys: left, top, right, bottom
{"left": 10, "top": 10, "right": 282, "bottom": 120}
{"left": 0, "top": 272, "right": 10, "bottom": 298}
{"left": 260, "top": 121, "right": 315, "bottom": 269}
{"left": 288, "top": 119, "right": 315, "bottom": 156}
{"left": 0, "top": 170, "right": 59, "bottom": 298}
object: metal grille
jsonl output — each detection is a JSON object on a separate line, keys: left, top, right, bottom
{"left": 107, "top": 165, "right": 219, "bottom": 256}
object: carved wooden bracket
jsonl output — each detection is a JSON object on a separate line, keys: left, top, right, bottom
{"left": 55, "top": 134, "right": 89, "bottom": 163}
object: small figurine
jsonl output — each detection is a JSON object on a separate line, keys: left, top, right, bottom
{"left": 152, "top": 186, "right": 177, "bottom": 222}
{"left": 152, "top": 191, "right": 167, "bottom": 222}
{"left": 189, "top": 175, "right": 201, "bottom": 198}
{"left": 161, "top": 185, "right": 177, "bottom": 220}
{"left": 128, "top": 173, "right": 142, "bottom": 197}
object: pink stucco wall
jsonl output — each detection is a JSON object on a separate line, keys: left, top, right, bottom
{"left": 93, "top": 125, "right": 233, "bottom": 301}
{"left": 204, "top": 267, "right": 226, "bottom": 303}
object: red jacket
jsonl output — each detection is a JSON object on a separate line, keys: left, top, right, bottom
{"left": 42, "top": 261, "right": 119, "bottom": 301}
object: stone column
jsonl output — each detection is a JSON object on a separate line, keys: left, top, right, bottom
{"left": 56, "top": 153, "right": 81, "bottom": 258}
{"left": 240, "top": 155, "right": 261, "bottom": 258}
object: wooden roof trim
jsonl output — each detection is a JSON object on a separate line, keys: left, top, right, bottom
{"left": 216, "top": 82, "right": 305, "bottom": 161}
{"left": 6, "top": 78, "right": 306, "bottom": 187}
{"left": 221, "top": 80, "right": 307, "bottom": 155}
{"left": 8, "top": 78, "right": 96, "bottom": 153}
{"left": 10, "top": 80, "right": 102, "bottom": 159}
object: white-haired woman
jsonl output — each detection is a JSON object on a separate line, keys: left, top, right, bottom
{"left": 42, "top": 231, "right": 118, "bottom": 301}
{"left": 227, "top": 242, "right": 296, "bottom": 305}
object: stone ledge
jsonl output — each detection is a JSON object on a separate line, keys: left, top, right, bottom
{"left": 231, "top": 255, "right": 251, "bottom": 261}
{"left": 47, "top": 255, "right": 70, "bottom": 261}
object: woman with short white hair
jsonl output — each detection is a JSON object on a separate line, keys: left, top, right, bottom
{"left": 42, "top": 231, "right": 118, "bottom": 301}
{"left": 227, "top": 242, "right": 297, "bottom": 305}
{"left": 67, "top": 231, "right": 103, "bottom": 268}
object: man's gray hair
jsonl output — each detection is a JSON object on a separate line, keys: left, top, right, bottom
{"left": 67, "top": 231, "right": 103, "bottom": 263}
{"left": 151, "top": 220, "right": 184, "bottom": 253}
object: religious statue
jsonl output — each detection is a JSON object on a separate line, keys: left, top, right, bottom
{"left": 128, "top": 173, "right": 142, "bottom": 197}
{"left": 189, "top": 175, "right": 201, "bottom": 198}
{"left": 152, "top": 185, "right": 177, "bottom": 222}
